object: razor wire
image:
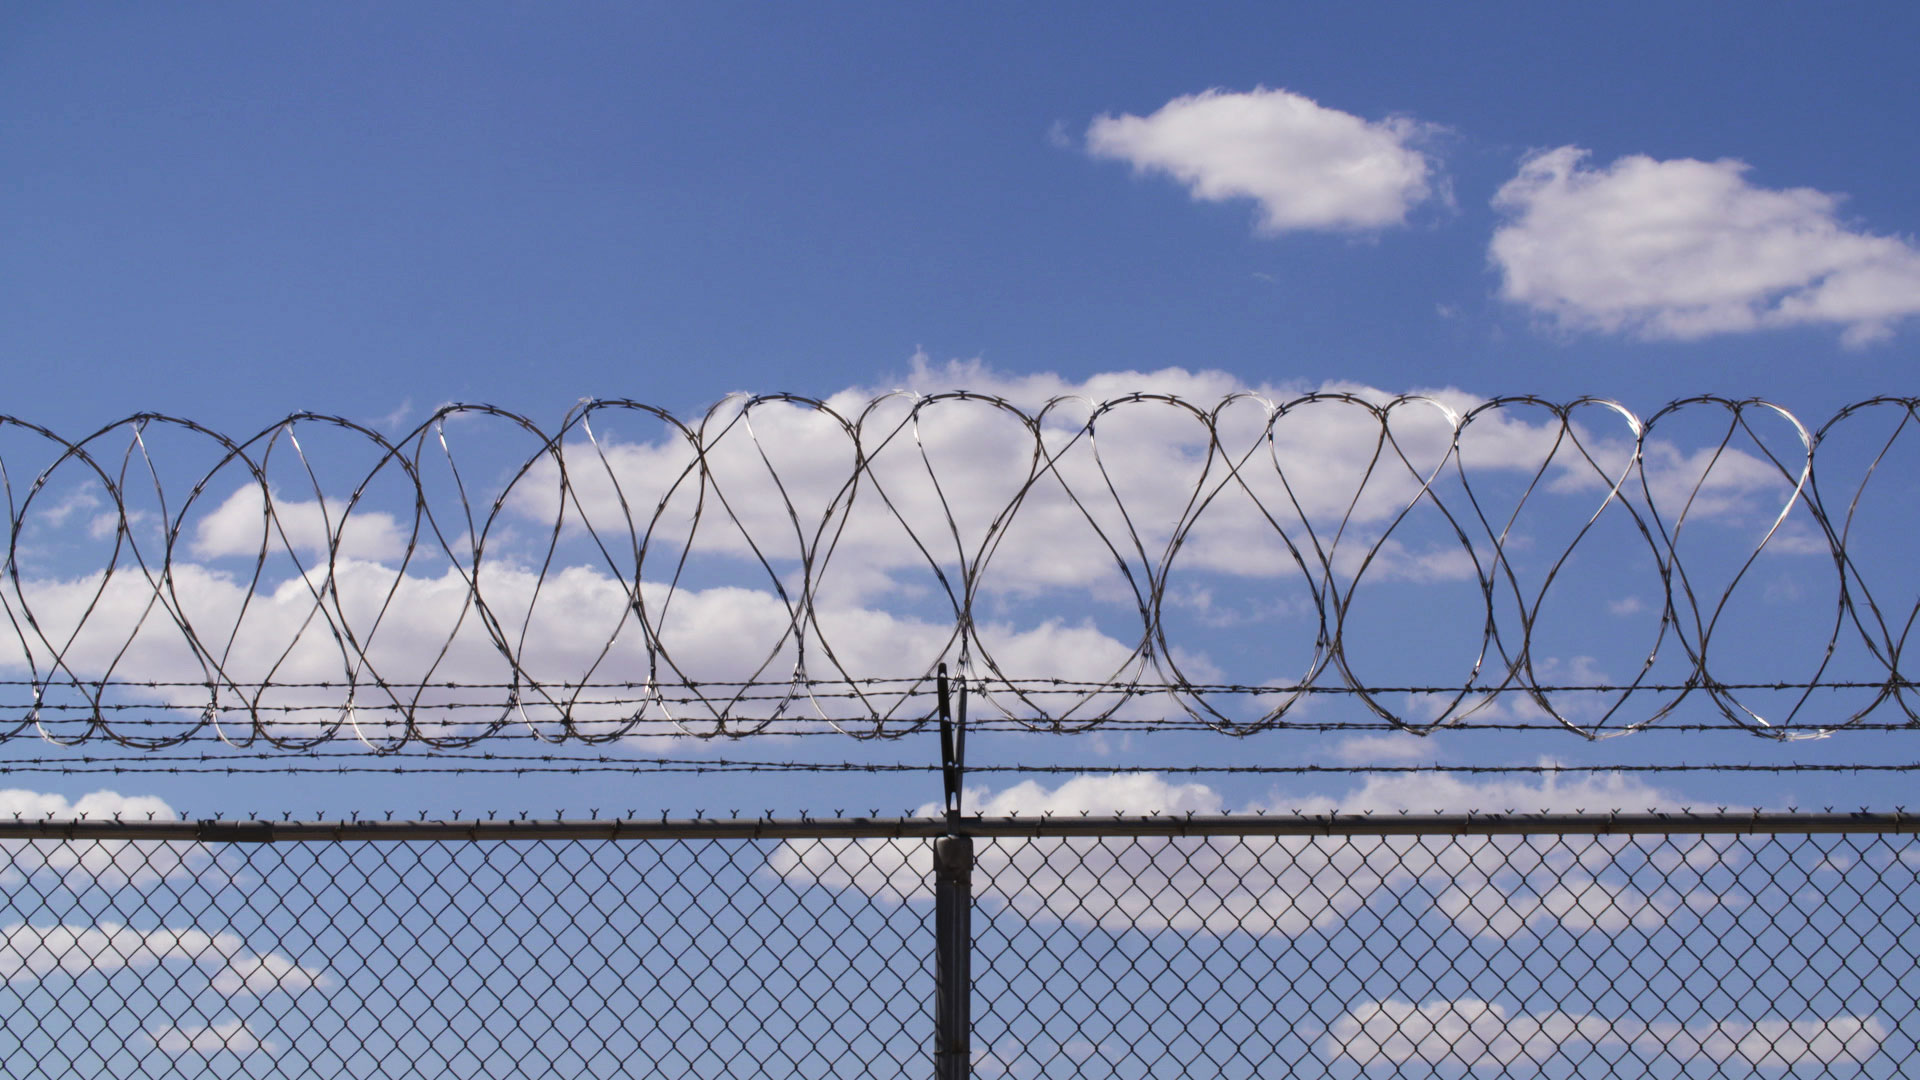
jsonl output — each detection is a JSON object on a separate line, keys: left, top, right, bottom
{"left": 2, "top": 393, "right": 1917, "bottom": 751}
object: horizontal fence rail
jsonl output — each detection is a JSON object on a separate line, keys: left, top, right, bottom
{"left": 1, "top": 814, "right": 1915, "bottom": 1078}
{"left": 3, "top": 811, "right": 1920, "bottom": 842}
{"left": 2, "top": 394, "right": 1917, "bottom": 748}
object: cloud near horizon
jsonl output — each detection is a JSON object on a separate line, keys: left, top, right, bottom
{"left": 144, "top": 1018, "right": 279, "bottom": 1058}
{"left": 770, "top": 770, "right": 1718, "bottom": 938}
{"left": 0, "top": 789, "right": 202, "bottom": 887}
{"left": 1325, "top": 998, "right": 1886, "bottom": 1070}
{"left": 0, "top": 920, "right": 328, "bottom": 998}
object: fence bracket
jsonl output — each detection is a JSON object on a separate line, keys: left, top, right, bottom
{"left": 937, "top": 663, "right": 967, "bottom": 828}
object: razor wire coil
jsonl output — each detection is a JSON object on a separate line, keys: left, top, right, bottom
{"left": 1, "top": 393, "right": 1916, "bottom": 750}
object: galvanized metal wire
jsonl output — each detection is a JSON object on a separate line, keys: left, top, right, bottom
{"left": 0, "top": 816, "right": 1913, "bottom": 1078}
{"left": 2, "top": 394, "right": 1916, "bottom": 749}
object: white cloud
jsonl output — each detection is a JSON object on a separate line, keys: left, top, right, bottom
{"left": 1491, "top": 147, "right": 1920, "bottom": 345}
{"left": 1326, "top": 999, "right": 1613, "bottom": 1069}
{"left": 0, "top": 555, "right": 1157, "bottom": 738}
{"left": 191, "top": 484, "right": 409, "bottom": 562}
{"left": 208, "top": 950, "right": 330, "bottom": 996}
{"left": 0, "top": 362, "right": 1827, "bottom": 736}
{"left": 0, "top": 921, "right": 327, "bottom": 996}
{"left": 1325, "top": 998, "right": 1886, "bottom": 1070}
{"left": 1330, "top": 733, "right": 1436, "bottom": 765}
{"left": 512, "top": 361, "right": 1576, "bottom": 602}
{"left": 0, "top": 789, "right": 201, "bottom": 887}
{"left": 1433, "top": 875, "right": 1698, "bottom": 939}
{"left": 771, "top": 770, "right": 1686, "bottom": 938}
{"left": 145, "top": 1018, "right": 279, "bottom": 1057}
{"left": 1086, "top": 87, "right": 1438, "bottom": 233}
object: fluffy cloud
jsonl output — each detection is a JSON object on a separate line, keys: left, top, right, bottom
{"left": 1086, "top": 88, "right": 1438, "bottom": 233}
{"left": 0, "top": 558, "right": 1158, "bottom": 740}
{"left": 0, "top": 789, "right": 201, "bottom": 887}
{"left": 191, "top": 484, "right": 409, "bottom": 562}
{"left": 0, "top": 921, "right": 328, "bottom": 996}
{"left": 1491, "top": 147, "right": 1920, "bottom": 345}
{"left": 1433, "top": 875, "right": 1702, "bottom": 939}
{"left": 770, "top": 771, "right": 1697, "bottom": 938}
{"left": 1329, "top": 733, "right": 1435, "bottom": 765}
{"left": 508, "top": 362, "right": 1608, "bottom": 601}
{"left": 1326, "top": 999, "right": 1886, "bottom": 1070}
{"left": 144, "top": 1018, "right": 279, "bottom": 1057}
{"left": 0, "top": 364, "right": 1829, "bottom": 738}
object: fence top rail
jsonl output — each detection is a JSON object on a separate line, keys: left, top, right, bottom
{"left": 0, "top": 811, "right": 1914, "bottom": 843}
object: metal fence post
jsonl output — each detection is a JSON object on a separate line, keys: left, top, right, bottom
{"left": 934, "top": 833, "right": 973, "bottom": 1080}
{"left": 934, "top": 663, "right": 972, "bottom": 1079}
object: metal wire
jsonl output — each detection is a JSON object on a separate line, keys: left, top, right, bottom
{"left": 2, "top": 394, "right": 1916, "bottom": 749}
{"left": 2, "top": 751, "right": 1918, "bottom": 778}
{"left": 0, "top": 819, "right": 1914, "bottom": 1077}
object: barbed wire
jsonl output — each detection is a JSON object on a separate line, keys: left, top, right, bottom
{"left": 3, "top": 749, "right": 1917, "bottom": 777}
{"left": 2, "top": 393, "right": 1916, "bottom": 751}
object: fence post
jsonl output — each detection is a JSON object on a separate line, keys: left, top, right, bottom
{"left": 934, "top": 833, "right": 973, "bottom": 1080}
{"left": 934, "top": 663, "right": 971, "bottom": 1079}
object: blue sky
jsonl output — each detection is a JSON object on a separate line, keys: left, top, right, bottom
{"left": 7, "top": 7, "right": 1920, "bottom": 1073}
{"left": 3, "top": 3, "right": 1919, "bottom": 822}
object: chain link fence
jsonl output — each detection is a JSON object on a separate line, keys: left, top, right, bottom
{"left": 2, "top": 816, "right": 1916, "bottom": 1077}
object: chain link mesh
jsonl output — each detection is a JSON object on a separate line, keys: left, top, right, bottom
{"left": 0, "top": 836, "right": 930, "bottom": 1078}
{"left": 973, "top": 832, "right": 1919, "bottom": 1078}
{"left": 1, "top": 827, "right": 1915, "bottom": 1077}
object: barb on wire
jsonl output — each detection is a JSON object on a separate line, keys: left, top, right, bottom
{"left": 0, "top": 394, "right": 1914, "bottom": 750}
